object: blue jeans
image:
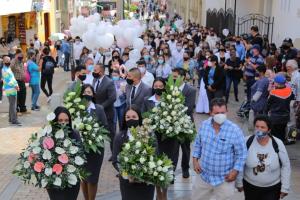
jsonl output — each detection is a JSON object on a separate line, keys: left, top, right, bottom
{"left": 31, "top": 84, "right": 40, "bottom": 108}
{"left": 114, "top": 104, "right": 126, "bottom": 131}
{"left": 225, "top": 75, "right": 240, "bottom": 101}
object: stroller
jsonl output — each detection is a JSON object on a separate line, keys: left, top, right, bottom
{"left": 237, "top": 100, "right": 251, "bottom": 119}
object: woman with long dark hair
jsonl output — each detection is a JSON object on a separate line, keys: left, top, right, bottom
{"left": 112, "top": 105, "right": 155, "bottom": 200}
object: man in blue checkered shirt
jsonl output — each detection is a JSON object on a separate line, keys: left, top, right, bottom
{"left": 192, "top": 98, "right": 247, "bottom": 200}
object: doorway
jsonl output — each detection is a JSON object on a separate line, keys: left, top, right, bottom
{"left": 44, "top": 13, "right": 50, "bottom": 41}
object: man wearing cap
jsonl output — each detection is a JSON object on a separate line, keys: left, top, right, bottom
{"left": 267, "top": 74, "right": 294, "bottom": 142}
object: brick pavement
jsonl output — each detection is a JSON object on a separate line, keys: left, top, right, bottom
{"left": 0, "top": 69, "right": 299, "bottom": 200}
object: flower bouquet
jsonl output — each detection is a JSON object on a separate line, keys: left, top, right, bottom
{"left": 13, "top": 112, "right": 87, "bottom": 189}
{"left": 64, "top": 82, "right": 110, "bottom": 153}
{"left": 119, "top": 125, "right": 174, "bottom": 188}
{"left": 145, "top": 76, "right": 196, "bottom": 142}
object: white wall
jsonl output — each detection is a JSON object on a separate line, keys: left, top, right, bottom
{"left": 271, "top": 0, "right": 300, "bottom": 47}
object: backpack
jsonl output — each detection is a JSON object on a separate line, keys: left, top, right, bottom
{"left": 246, "top": 134, "right": 282, "bottom": 166}
{"left": 42, "top": 56, "right": 55, "bottom": 75}
{"left": 24, "top": 62, "right": 30, "bottom": 83}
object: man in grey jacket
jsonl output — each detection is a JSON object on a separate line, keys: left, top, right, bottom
{"left": 125, "top": 67, "right": 152, "bottom": 108}
{"left": 93, "top": 64, "right": 117, "bottom": 160}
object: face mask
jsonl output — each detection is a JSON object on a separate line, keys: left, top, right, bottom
{"left": 92, "top": 72, "right": 100, "bottom": 79}
{"left": 82, "top": 95, "right": 93, "bottom": 102}
{"left": 206, "top": 55, "right": 209, "bottom": 59}
{"left": 150, "top": 52, "right": 155, "bottom": 56}
{"left": 126, "top": 78, "right": 134, "bottom": 85}
{"left": 18, "top": 57, "right": 23, "bottom": 61}
{"left": 144, "top": 55, "right": 150, "bottom": 60}
{"left": 184, "top": 57, "right": 189, "bottom": 61}
{"left": 171, "top": 38, "right": 175, "bottom": 42}
{"left": 75, "top": 41, "right": 80, "bottom": 44}
{"left": 126, "top": 119, "right": 139, "bottom": 128}
{"left": 139, "top": 67, "right": 146, "bottom": 74}
{"left": 112, "top": 76, "right": 120, "bottom": 81}
{"left": 208, "top": 61, "right": 212, "bottom": 66}
{"left": 87, "top": 65, "right": 94, "bottom": 72}
{"left": 255, "top": 130, "right": 268, "bottom": 140}
{"left": 236, "top": 41, "right": 241, "bottom": 45}
{"left": 153, "top": 88, "right": 165, "bottom": 96}
{"left": 213, "top": 113, "right": 227, "bottom": 125}
{"left": 4, "top": 62, "right": 10, "bottom": 66}
{"left": 78, "top": 74, "right": 86, "bottom": 81}
{"left": 113, "top": 56, "right": 119, "bottom": 60}
{"left": 158, "top": 59, "right": 164, "bottom": 64}
{"left": 176, "top": 46, "right": 182, "bottom": 51}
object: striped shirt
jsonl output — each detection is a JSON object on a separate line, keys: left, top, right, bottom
{"left": 193, "top": 118, "right": 247, "bottom": 186}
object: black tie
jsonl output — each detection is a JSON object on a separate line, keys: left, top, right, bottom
{"left": 131, "top": 86, "right": 136, "bottom": 100}
{"left": 95, "top": 80, "right": 100, "bottom": 91}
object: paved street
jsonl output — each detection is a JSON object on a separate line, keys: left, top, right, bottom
{"left": 0, "top": 69, "right": 299, "bottom": 200}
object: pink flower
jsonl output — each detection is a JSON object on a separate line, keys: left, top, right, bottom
{"left": 58, "top": 153, "right": 69, "bottom": 164}
{"left": 42, "top": 137, "right": 54, "bottom": 150}
{"left": 28, "top": 152, "right": 36, "bottom": 163}
{"left": 33, "top": 162, "right": 45, "bottom": 173}
{"left": 52, "top": 164, "right": 63, "bottom": 175}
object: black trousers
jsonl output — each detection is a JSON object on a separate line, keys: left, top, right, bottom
{"left": 271, "top": 122, "right": 287, "bottom": 142}
{"left": 0, "top": 80, "right": 3, "bottom": 101}
{"left": 179, "top": 140, "right": 191, "bottom": 171}
{"left": 16, "top": 80, "right": 27, "bottom": 112}
{"left": 108, "top": 119, "right": 115, "bottom": 153}
{"left": 47, "top": 183, "right": 80, "bottom": 200}
{"left": 119, "top": 177, "right": 155, "bottom": 200}
{"left": 41, "top": 74, "right": 53, "bottom": 97}
{"left": 243, "top": 179, "right": 281, "bottom": 200}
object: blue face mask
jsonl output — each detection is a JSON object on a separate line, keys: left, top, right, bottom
{"left": 87, "top": 65, "right": 94, "bottom": 72}
{"left": 112, "top": 76, "right": 120, "bottom": 81}
{"left": 255, "top": 130, "right": 268, "bottom": 139}
{"left": 144, "top": 55, "right": 150, "bottom": 61}
{"left": 158, "top": 59, "right": 164, "bottom": 64}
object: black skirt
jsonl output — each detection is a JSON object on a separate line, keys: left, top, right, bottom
{"left": 119, "top": 176, "right": 155, "bottom": 200}
{"left": 84, "top": 148, "right": 105, "bottom": 184}
{"left": 46, "top": 183, "right": 80, "bottom": 200}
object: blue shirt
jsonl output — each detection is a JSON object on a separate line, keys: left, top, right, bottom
{"left": 27, "top": 60, "right": 40, "bottom": 85}
{"left": 61, "top": 40, "right": 71, "bottom": 54}
{"left": 208, "top": 67, "right": 215, "bottom": 85}
{"left": 235, "top": 43, "right": 246, "bottom": 61}
{"left": 193, "top": 118, "right": 247, "bottom": 186}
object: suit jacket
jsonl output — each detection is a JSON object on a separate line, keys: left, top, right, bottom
{"left": 90, "top": 104, "right": 109, "bottom": 130}
{"left": 203, "top": 66, "right": 225, "bottom": 91}
{"left": 93, "top": 76, "right": 117, "bottom": 120}
{"left": 112, "top": 130, "right": 128, "bottom": 172}
{"left": 142, "top": 96, "right": 156, "bottom": 113}
{"left": 125, "top": 82, "right": 152, "bottom": 108}
{"left": 182, "top": 83, "right": 197, "bottom": 121}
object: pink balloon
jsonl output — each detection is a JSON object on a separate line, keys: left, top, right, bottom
{"left": 117, "top": 37, "right": 129, "bottom": 48}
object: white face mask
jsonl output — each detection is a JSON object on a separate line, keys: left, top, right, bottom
{"left": 208, "top": 61, "right": 212, "bottom": 67}
{"left": 139, "top": 67, "right": 146, "bottom": 74}
{"left": 213, "top": 113, "right": 227, "bottom": 125}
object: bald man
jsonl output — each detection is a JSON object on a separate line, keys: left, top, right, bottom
{"left": 125, "top": 67, "right": 152, "bottom": 108}
{"left": 1, "top": 56, "right": 21, "bottom": 126}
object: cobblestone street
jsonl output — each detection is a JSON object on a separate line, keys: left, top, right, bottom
{"left": 0, "top": 69, "right": 299, "bottom": 200}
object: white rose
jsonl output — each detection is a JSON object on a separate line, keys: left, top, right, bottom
{"left": 125, "top": 143, "right": 130, "bottom": 150}
{"left": 149, "top": 162, "right": 156, "bottom": 169}
{"left": 86, "top": 125, "right": 92, "bottom": 131}
{"left": 166, "top": 116, "right": 172, "bottom": 122}
{"left": 176, "top": 98, "right": 181, "bottom": 103}
{"left": 170, "top": 85, "right": 174, "bottom": 90}
{"left": 63, "top": 139, "right": 72, "bottom": 147}
{"left": 167, "top": 95, "right": 172, "bottom": 100}
{"left": 94, "top": 123, "right": 99, "bottom": 128}
{"left": 69, "top": 108, "right": 75, "bottom": 114}
{"left": 98, "top": 135, "right": 103, "bottom": 141}
{"left": 150, "top": 156, "right": 154, "bottom": 161}
{"left": 174, "top": 86, "right": 179, "bottom": 91}
{"left": 159, "top": 125, "right": 164, "bottom": 129}
{"left": 153, "top": 171, "right": 158, "bottom": 176}
{"left": 41, "top": 179, "right": 48, "bottom": 188}
{"left": 152, "top": 107, "right": 158, "bottom": 112}
{"left": 23, "top": 161, "right": 30, "bottom": 169}
{"left": 135, "top": 141, "right": 141, "bottom": 148}
{"left": 159, "top": 176, "right": 165, "bottom": 181}
{"left": 68, "top": 174, "right": 78, "bottom": 185}
{"left": 67, "top": 165, "right": 76, "bottom": 173}
{"left": 162, "top": 166, "right": 169, "bottom": 173}
{"left": 92, "top": 133, "right": 96, "bottom": 138}
{"left": 68, "top": 92, "right": 76, "bottom": 96}
{"left": 163, "top": 111, "right": 168, "bottom": 116}
{"left": 45, "top": 168, "right": 52, "bottom": 176}
{"left": 38, "top": 128, "right": 46, "bottom": 137}
{"left": 42, "top": 150, "right": 52, "bottom": 160}
{"left": 74, "top": 98, "right": 81, "bottom": 103}
{"left": 55, "top": 147, "right": 65, "bottom": 154}
{"left": 53, "top": 177, "right": 62, "bottom": 187}
{"left": 32, "top": 147, "right": 41, "bottom": 154}
{"left": 69, "top": 146, "right": 79, "bottom": 154}
{"left": 55, "top": 129, "right": 65, "bottom": 139}
{"left": 139, "top": 157, "right": 146, "bottom": 164}
{"left": 157, "top": 166, "right": 163, "bottom": 171}
{"left": 161, "top": 102, "right": 166, "bottom": 107}
{"left": 157, "top": 160, "right": 163, "bottom": 166}
{"left": 75, "top": 156, "right": 84, "bottom": 165}
{"left": 171, "top": 111, "right": 176, "bottom": 116}
{"left": 23, "top": 150, "right": 30, "bottom": 158}
{"left": 15, "top": 164, "right": 22, "bottom": 171}
{"left": 175, "top": 91, "right": 180, "bottom": 96}
{"left": 30, "top": 140, "right": 40, "bottom": 148}
{"left": 88, "top": 140, "right": 92, "bottom": 145}
{"left": 46, "top": 112, "right": 56, "bottom": 121}
{"left": 135, "top": 150, "right": 140, "bottom": 154}
{"left": 131, "top": 165, "right": 136, "bottom": 170}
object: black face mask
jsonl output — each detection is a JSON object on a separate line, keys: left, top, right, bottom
{"left": 236, "top": 41, "right": 241, "bottom": 45}
{"left": 82, "top": 95, "right": 93, "bottom": 102}
{"left": 184, "top": 57, "right": 189, "bottom": 61}
{"left": 4, "top": 62, "right": 10, "bottom": 66}
{"left": 18, "top": 57, "right": 23, "bottom": 61}
{"left": 113, "top": 56, "right": 119, "bottom": 60}
{"left": 153, "top": 88, "right": 165, "bottom": 96}
{"left": 78, "top": 74, "right": 86, "bottom": 81}
{"left": 171, "top": 38, "right": 175, "bottom": 42}
{"left": 126, "top": 119, "right": 139, "bottom": 128}
{"left": 92, "top": 72, "right": 100, "bottom": 79}
{"left": 126, "top": 78, "right": 134, "bottom": 85}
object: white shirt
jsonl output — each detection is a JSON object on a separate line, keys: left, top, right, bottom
{"left": 179, "top": 83, "right": 185, "bottom": 91}
{"left": 142, "top": 71, "right": 154, "bottom": 88}
{"left": 83, "top": 72, "right": 94, "bottom": 85}
{"left": 167, "top": 40, "right": 177, "bottom": 51}
{"left": 171, "top": 49, "right": 184, "bottom": 68}
{"left": 148, "top": 95, "right": 160, "bottom": 106}
{"left": 73, "top": 42, "right": 84, "bottom": 60}
{"left": 131, "top": 81, "right": 142, "bottom": 98}
{"left": 87, "top": 102, "right": 96, "bottom": 113}
{"left": 34, "top": 40, "right": 41, "bottom": 50}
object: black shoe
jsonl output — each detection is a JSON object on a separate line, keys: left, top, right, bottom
{"left": 108, "top": 156, "right": 113, "bottom": 162}
{"left": 11, "top": 121, "right": 22, "bottom": 126}
{"left": 235, "top": 97, "right": 239, "bottom": 102}
{"left": 182, "top": 170, "right": 190, "bottom": 178}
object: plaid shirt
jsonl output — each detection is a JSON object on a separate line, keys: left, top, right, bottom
{"left": 10, "top": 58, "right": 25, "bottom": 81}
{"left": 193, "top": 118, "right": 247, "bottom": 186}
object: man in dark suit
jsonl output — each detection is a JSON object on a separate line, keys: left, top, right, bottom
{"left": 92, "top": 64, "right": 116, "bottom": 160}
{"left": 125, "top": 68, "right": 152, "bottom": 108}
{"left": 66, "top": 65, "right": 86, "bottom": 93}
{"left": 172, "top": 68, "right": 197, "bottom": 178}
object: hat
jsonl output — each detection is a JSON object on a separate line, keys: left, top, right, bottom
{"left": 252, "top": 44, "right": 261, "bottom": 51}
{"left": 274, "top": 74, "right": 286, "bottom": 84}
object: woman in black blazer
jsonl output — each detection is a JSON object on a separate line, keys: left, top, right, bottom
{"left": 203, "top": 55, "right": 225, "bottom": 103}
{"left": 80, "top": 84, "right": 108, "bottom": 200}
{"left": 112, "top": 105, "right": 155, "bottom": 200}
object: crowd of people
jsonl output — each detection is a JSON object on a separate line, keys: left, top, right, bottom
{"left": 1, "top": 1, "right": 299, "bottom": 199}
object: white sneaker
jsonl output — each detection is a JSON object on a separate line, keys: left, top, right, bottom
{"left": 47, "top": 96, "right": 52, "bottom": 103}
{"left": 0, "top": 100, "right": 2, "bottom": 104}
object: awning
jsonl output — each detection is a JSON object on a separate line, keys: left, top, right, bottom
{"left": 0, "top": 0, "right": 33, "bottom": 15}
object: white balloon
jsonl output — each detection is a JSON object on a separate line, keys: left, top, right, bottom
{"left": 124, "top": 59, "right": 137, "bottom": 71}
{"left": 222, "top": 29, "right": 229, "bottom": 37}
{"left": 123, "top": 28, "right": 137, "bottom": 45}
{"left": 101, "top": 33, "right": 114, "bottom": 49}
{"left": 106, "top": 25, "right": 114, "bottom": 34}
{"left": 133, "top": 38, "right": 144, "bottom": 51}
{"left": 129, "top": 49, "right": 141, "bottom": 61}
